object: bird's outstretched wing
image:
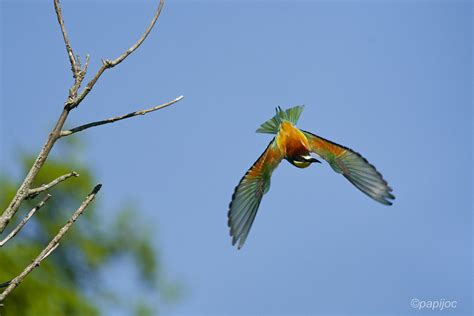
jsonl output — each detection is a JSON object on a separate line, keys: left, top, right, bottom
{"left": 303, "top": 130, "right": 395, "bottom": 205}
{"left": 228, "top": 139, "right": 283, "bottom": 249}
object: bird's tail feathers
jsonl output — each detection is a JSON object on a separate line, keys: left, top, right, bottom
{"left": 256, "top": 105, "right": 304, "bottom": 134}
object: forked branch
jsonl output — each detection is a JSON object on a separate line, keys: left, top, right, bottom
{"left": 0, "top": 184, "right": 102, "bottom": 302}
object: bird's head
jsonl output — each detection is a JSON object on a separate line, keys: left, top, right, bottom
{"left": 288, "top": 154, "right": 321, "bottom": 168}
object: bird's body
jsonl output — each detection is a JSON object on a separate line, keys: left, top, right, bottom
{"left": 277, "top": 122, "right": 311, "bottom": 162}
{"left": 228, "top": 106, "right": 395, "bottom": 249}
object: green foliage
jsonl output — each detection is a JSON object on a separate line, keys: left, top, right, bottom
{"left": 0, "top": 141, "right": 179, "bottom": 315}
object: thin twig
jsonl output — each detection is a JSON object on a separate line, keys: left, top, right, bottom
{"left": 73, "top": 0, "right": 165, "bottom": 108}
{"left": 108, "top": 0, "right": 164, "bottom": 67}
{"left": 53, "top": 0, "right": 77, "bottom": 77}
{"left": 60, "top": 95, "right": 183, "bottom": 137}
{"left": 54, "top": 0, "right": 91, "bottom": 100}
{"left": 27, "top": 171, "right": 79, "bottom": 199}
{"left": 0, "top": 195, "right": 52, "bottom": 247}
{"left": 39, "top": 243, "right": 60, "bottom": 261}
{"left": 0, "top": 184, "right": 102, "bottom": 302}
{"left": 68, "top": 54, "right": 90, "bottom": 99}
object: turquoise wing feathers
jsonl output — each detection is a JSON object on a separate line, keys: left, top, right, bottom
{"left": 228, "top": 139, "right": 283, "bottom": 249}
{"left": 303, "top": 130, "right": 395, "bottom": 205}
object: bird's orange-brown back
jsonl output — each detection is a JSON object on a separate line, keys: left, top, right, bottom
{"left": 276, "top": 122, "right": 311, "bottom": 159}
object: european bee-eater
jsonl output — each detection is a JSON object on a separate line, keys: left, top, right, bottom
{"left": 228, "top": 106, "right": 394, "bottom": 249}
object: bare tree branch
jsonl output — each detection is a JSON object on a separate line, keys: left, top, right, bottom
{"left": 54, "top": 0, "right": 91, "bottom": 100}
{"left": 0, "top": 0, "right": 168, "bottom": 233}
{"left": 1, "top": 0, "right": 176, "bottom": 305}
{"left": 39, "top": 243, "right": 60, "bottom": 262}
{"left": 0, "top": 0, "right": 83, "bottom": 232}
{"left": 109, "top": 0, "right": 165, "bottom": 67}
{"left": 27, "top": 171, "right": 79, "bottom": 199}
{"left": 60, "top": 95, "right": 184, "bottom": 137}
{"left": 0, "top": 195, "right": 52, "bottom": 247}
{"left": 73, "top": 0, "right": 165, "bottom": 108}
{"left": 69, "top": 54, "right": 90, "bottom": 99}
{"left": 0, "top": 108, "right": 69, "bottom": 233}
{"left": 53, "top": 0, "right": 77, "bottom": 77}
{"left": 0, "top": 184, "right": 101, "bottom": 302}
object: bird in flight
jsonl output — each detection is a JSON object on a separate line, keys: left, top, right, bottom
{"left": 227, "top": 106, "right": 394, "bottom": 249}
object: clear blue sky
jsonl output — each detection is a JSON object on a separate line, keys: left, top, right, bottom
{"left": 1, "top": 1, "right": 472, "bottom": 315}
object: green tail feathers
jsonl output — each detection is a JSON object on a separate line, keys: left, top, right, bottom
{"left": 256, "top": 105, "right": 304, "bottom": 134}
